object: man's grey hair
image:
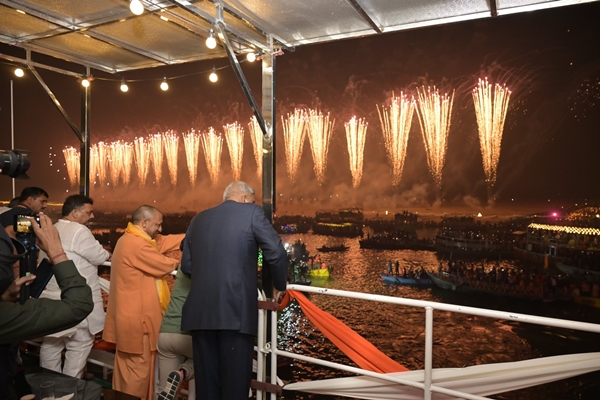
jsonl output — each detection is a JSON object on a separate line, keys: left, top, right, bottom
{"left": 132, "top": 205, "right": 160, "bottom": 224}
{"left": 223, "top": 181, "right": 255, "bottom": 202}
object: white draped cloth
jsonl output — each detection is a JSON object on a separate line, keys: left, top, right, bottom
{"left": 284, "top": 353, "right": 600, "bottom": 399}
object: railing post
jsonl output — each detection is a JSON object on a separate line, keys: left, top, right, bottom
{"left": 424, "top": 307, "right": 434, "bottom": 400}
{"left": 270, "top": 308, "right": 279, "bottom": 400}
{"left": 256, "top": 302, "right": 267, "bottom": 400}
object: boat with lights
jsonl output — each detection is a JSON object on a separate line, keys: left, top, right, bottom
{"left": 380, "top": 273, "right": 432, "bottom": 286}
{"left": 316, "top": 244, "right": 349, "bottom": 252}
{"left": 513, "top": 222, "right": 600, "bottom": 267}
{"left": 312, "top": 208, "right": 363, "bottom": 237}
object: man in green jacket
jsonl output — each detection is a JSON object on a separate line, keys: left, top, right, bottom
{"left": 0, "top": 212, "right": 93, "bottom": 400}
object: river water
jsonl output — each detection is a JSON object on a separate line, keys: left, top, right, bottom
{"left": 274, "top": 232, "right": 600, "bottom": 400}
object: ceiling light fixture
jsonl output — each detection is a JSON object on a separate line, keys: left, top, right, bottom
{"left": 160, "top": 77, "right": 169, "bottom": 91}
{"left": 206, "top": 29, "right": 217, "bottom": 49}
{"left": 120, "top": 78, "right": 129, "bottom": 92}
{"left": 81, "top": 78, "right": 90, "bottom": 88}
{"left": 130, "top": 0, "right": 144, "bottom": 15}
{"left": 14, "top": 68, "right": 24, "bottom": 77}
{"left": 209, "top": 66, "right": 218, "bottom": 83}
{"left": 246, "top": 52, "right": 257, "bottom": 62}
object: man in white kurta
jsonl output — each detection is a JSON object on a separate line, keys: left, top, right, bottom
{"left": 39, "top": 195, "right": 111, "bottom": 378}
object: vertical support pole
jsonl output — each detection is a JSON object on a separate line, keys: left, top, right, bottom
{"left": 261, "top": 35, "right": 276, "bottom": 223}
{"left": 80, "top": 67, "right": 91, "bottom": 196}
{"left": 256, "top": 302, "right": 267, "bottom": 400}
{"left": 10, "top": 80, "right": 15, "bottom": 198}
{"left": 269, "top": 307, "right": 278, "bottom": 400}
{"left": 424, "top": 307, "right": 433, "bottom": 400}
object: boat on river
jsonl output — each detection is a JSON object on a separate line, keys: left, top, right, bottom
{"left": 316, "top": 244, "right": 349, "bottom": 252}
{"left": 434, "top": 234, "right": 510, "bottom": 259}
{"left": 425, "top": 271, "right": 562, "bottom": 301}
{"left": 572, "top": 295, "right": 600, "bottom": 309}
{"left": 307, "top": 267, "right": 330, "bottom": 277}
{"left": 360, "top": 234, "right": 434, "bottom": 251}
{"left": 556, "top": 262, "right": 600, "bottom": 280}
{"left": 380, "top": 274, "right": 432, "bottom": 286}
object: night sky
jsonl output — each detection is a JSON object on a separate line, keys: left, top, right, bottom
{"left": 0, "top": 2, "right": 599, "bottom": 215}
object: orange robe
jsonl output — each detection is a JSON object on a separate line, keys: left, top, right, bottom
{"left": 103, "top": 232, "right": 184, "bottom": 400}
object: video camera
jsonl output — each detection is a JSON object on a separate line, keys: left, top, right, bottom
{"left": 1, "top": 149, "right": 34, "bottom": 302}
{"left": 0, "top": 149, "right": 31, "bottom": 179}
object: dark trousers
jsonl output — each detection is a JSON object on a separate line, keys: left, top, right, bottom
{"left": 191, "top": 330, "right": 254, "bottom": 400}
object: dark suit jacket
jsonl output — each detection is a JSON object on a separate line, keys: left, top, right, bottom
{"left": 181, "top": 200, "right": 287, "bottom": 335}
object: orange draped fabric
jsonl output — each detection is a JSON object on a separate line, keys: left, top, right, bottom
{"left": 278, "top": 290, "right": 408, "bottom": 373}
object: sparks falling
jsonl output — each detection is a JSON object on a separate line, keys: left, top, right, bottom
{"left": 163, "top": 131, "right": 179, "bottom": 186}
{"left": 344, "top": 116, "right": 368, "bottom": 188}
{"left": 62, "top": 147, "right": 79, "bottom": 186}
{"left": 201, "top": 127, "right": 223, "bottom": 186}
{"left": 306, "top": 109, "right": 335, "bottom": 184}
{"left": 416, "top": 86, "right": 454, "bottom": 188}
{"left": 224, "top": 122, "right": 244, "bottom": 181}
{"left": 377, "top": 92, "right": 415, "bottom": 186}
{"left": 134, "top": 137, "right": 151, "bottom": 187}
{"left": 248, "top": 116, "right": 263, "bottom": 180}
{"left": 183, "top": 130, "right": 201, "bottom": 187}
{"left": 89, "top": 145, "right": 99, "bottom": 184}
{"left": 108, "top": 141, "right": 127, "bottom": 186}
{"left": 96, "top": 142, "right": 108, "bottom": 184}
{"left": 473, "top": 78, "right": 511, "bottom": 186}
{"left": 281, "top": 109, "right": 307, "bottom": 184}
{"left": 149, "top": 134, "right": 164, "bottom": 184}
{"left": 121, "top": 142, "right": 133, "bottom": 187}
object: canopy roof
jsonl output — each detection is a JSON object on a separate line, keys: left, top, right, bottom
{"left": 0, "top": 0, "right": 596, "bottom": 74}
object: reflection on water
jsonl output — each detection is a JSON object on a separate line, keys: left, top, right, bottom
{"left": 278, "top": 233, "right": 600, "bottom": 400}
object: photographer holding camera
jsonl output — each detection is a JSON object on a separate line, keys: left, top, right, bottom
{"left": 0, "top": 154, "right": 94, "bottom": 400}
{"left": 0, "top": 186, "right": 48, "bottom": 240}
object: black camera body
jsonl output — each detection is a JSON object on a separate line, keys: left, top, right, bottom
{"left": 13, "top": 214, "right": 41, "bottom": 235}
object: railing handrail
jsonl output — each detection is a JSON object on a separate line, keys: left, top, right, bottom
{"left": 286, "top": 284, "right": 600, "bottom": 334}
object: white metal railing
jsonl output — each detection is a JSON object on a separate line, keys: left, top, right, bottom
{"left": 255, "top": 284, "right": 600, "bottom": 400}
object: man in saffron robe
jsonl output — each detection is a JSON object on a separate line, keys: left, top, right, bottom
{"left": 103, "top": 205, "right": 184, "bottom": 400}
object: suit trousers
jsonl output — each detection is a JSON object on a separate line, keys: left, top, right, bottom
{"left": 40, "top": 326, "right": 95, "bottom": 378}
{"left": 157, "top": 332, "right": 194, "bottom": 394}
{"left": 191, "top": 330, "right": 254, "bottom": 400}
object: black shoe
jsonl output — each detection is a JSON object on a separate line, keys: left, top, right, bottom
{"left": 157, "top": 370, "right": 182, "bottom": 400}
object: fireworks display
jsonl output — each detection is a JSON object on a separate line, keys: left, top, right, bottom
{"left": 96, "top": 142, "right": 108, "bottom": 184}
{"left": 163, "top": 131, "right": 179, "bottom": 186}
{"left": 416, "top": 86, "right": 454, "bottom": 188}
{"left": 344, "top": 116, "right": 368, "bottom": 188}
{"left": 134, "top": 137, "right": 151, "bottom": 187}
{"left": 108, "top": 142, "right": 122, "bottom": 185}
{"left": 248, "top": 116, "right": 263, "bottom": 180}
{"left": 201, "top": 128, "right": 223, "bottom": 186}
{"left": 306, "top": 109, "right": 334, "bottom": 183}
{"left": 62, "top": 147, "right": 79, "bottom": 186}
{"left": 377, "top": 92, "right": 416, "bottom": 186}
{"left": 149, "top": 134, "right": 164, "bottom": 184}
{"left": 281, "top": 109, "right": 307, "bottom": 184}
{"left": 89, "top": 145, "right": 99, "bottom": 184}
{"left": 224, "top": 122, "right": 244, "bottom": 181}
{"left": 183, "top": 130, "right": 201, "bottom": 186}
{"left": 473, "top": 78, "right": 511, "bottom": 186}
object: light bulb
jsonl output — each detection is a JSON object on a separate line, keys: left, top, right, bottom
{"left": 81, "top": 78, "right": 90, "bottom": 88}
{"left": 120, "top": 79, "right": 129, "bottom": 92}
{"left": 14, "top": 68, "right": 24, "bottom": 77}
{"left": 130, "top": 0, "right": 144, "bottom": 15}
{"left": 246, "top": 52, "right": 256, "bottom": 62}
{"left": 160, "top": 79, "right": 169, "bottom": 91}
{"left": 209, "top": 71, "right": 218, "bottom": 83}
{"left": 206, "top": 30, "right": 217, "bottom": 49}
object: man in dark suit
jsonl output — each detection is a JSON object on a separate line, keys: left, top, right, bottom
{"left": 181, "top": 181, "right": 288, "bottom": 400}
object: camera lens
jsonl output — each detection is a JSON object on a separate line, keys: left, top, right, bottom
{"left": 0, "top": 149, "right": 31, "bottom": 179}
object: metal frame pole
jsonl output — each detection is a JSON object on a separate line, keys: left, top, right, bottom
{"left": 80, "top": 66, "right": 91, "bottom": 196}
